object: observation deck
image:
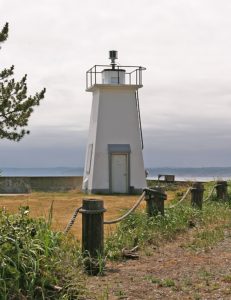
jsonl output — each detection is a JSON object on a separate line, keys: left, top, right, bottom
{"left": 86, "top": 64, "right": 146, "bottom": 91}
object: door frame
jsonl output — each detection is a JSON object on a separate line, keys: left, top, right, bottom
{"left": 108, "top": 144, "right": 131, "bottom": 194}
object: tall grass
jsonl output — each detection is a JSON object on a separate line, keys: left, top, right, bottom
{"left": 0, "top": 206, "right": 85, "bottom": 299}
{"left": 105, "top": 205, "right": 196, "bottom": 259}
{"left": 105, "top": 182, "right": 231, "bottom": 259}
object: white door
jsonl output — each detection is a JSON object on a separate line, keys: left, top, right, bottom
{"left": 111, "top": 154, "right": 128, "bottom": 193}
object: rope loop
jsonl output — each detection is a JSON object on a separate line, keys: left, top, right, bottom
{"left": 79, "top": 208, "right": 106, "bottom": 214}
{"left": 64, "top": 206, "right": 82, "bottom": 234}
{"left": 168, "top": 187, "right": 192, "bottom": 209}
{"left": 203, "top": 185, "right": 217, "bottom": 202}
{"left": 104, "top": 191, "right": 145, "bottom": 225}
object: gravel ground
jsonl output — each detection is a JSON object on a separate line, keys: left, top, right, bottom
{"left": 88, "top": 228, "right": 231, "bottom": 300}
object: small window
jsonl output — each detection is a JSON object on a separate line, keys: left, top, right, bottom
{"left": 86, "top": 144, "right": 93, "bottom": 174}
{"left": 111, "top": 77, "right": 119, "bottom": 84}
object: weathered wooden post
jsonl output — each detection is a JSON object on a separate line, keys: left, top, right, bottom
{"left": 80, "top": 199, "right": 106, "bottom": 275}
{"left": 215, "top": 180, "right": 228, "bottom": 201}
{"left": 144, "top": 187, "right": 167, "bottom": 217}
{"left": 190, "top": 182, "right": 204, "bottom": 209}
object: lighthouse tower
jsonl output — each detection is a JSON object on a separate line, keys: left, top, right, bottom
{"left": 82, "top": 51, "right": 146, "bottom": 194}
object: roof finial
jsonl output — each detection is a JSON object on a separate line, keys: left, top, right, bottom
{"left": 109, "top": 50, "right": 118, "bottom": 69}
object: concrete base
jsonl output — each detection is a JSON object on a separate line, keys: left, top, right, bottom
{"left": 86, "top": 188, "right": 144, "bottom": 195}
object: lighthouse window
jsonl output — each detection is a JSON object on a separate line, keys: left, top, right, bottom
{"left": 86, "top": 144, "right": 93, "bottom": 174}
{"left": 111, "top": 77, "right": 119, "bottom": 84}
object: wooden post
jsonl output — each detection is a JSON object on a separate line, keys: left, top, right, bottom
{"left": 191, "top": 182, "right": 204, "bottom": 209}
{"left": 215, "top": 180, "right": 228, "bottom": 201}
{"left": 144, "top": 187, "right": 167, "bottom": 217}
{"left": 80, "top": 199, "right": 106, "bottom": 275}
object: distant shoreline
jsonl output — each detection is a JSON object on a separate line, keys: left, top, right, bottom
{"left": 147, "top": 176, "right": 231, "bottom": 182}
{"left": 1, "top": 166, "right": 231, "bottom": 181}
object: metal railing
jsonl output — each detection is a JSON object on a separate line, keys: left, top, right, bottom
{"left": 86, "top": 64, "right": 146, "bottom": 90}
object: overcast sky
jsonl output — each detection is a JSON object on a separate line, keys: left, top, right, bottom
{"left": 1, "top": 0, "right": 231, "bottom": 168}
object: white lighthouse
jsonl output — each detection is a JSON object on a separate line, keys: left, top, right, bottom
{"left": 82, "top": 51, "right": 146, "bottom": 194}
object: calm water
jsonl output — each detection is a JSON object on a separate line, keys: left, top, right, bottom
{"left": 0, "top": 167, "right": 84, "bottom": 177}
{"left": 1, "top": 167, "right": 231, "bottom": 181}
{"left": 147, "top": 167, "right": 231, "bottom": 182}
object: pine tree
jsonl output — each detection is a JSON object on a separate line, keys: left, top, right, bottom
{"left": 0, "top": 23, "right": 46, "bottom": 141}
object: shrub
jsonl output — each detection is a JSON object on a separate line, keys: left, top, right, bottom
{"left": 0, "top": 207, "right": 85, "bottom": 299}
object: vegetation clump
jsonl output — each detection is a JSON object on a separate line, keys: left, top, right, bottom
{"left": 105, "top": 182, "right": 231, "bottom": 259}
{"left": 0, "top": 207, "right": 85, "bottom": 299}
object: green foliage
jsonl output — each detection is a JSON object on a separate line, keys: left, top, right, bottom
{"left": 0, "top": 207, "right": 85, "bottom": 299}
{"left": 0, "top": 22, "right": 45, "bottom": 141}
{"left": 114, "top": 287, "right": 127, "bottom": 298}
{"left": 105, "top": 196, "right": 231, "bottom": 259}
{"left": 223, "top": 274, "right": 231, "bottom": 283}
{"left": 144, "top": 275, "right": 175, "bottom": 287}
{"left": 0, "top": 23, "right": 8, "bottom": 43}
{"left": 105, "top": 205, "right": 198, "bottom": 259}
{"left": 186, "top": 226, "right": 224, "bottom": 250}
{"left": 144, "top": 275, "right": 161, "bottom": 284}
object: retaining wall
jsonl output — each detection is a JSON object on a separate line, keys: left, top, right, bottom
{"left": 0, "top": 176, "right": 83, "bottom": 193}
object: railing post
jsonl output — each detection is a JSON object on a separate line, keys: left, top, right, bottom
{"left": 94, "top": 65, "right": 97, "bottom": 84}
{"left": 215, "top": 180, "right": 228, "bottom": 201}
{"left": 190, "top": 182, "right": 204, "bottom": 209}
{"left": 144, "top": 187, "right": 167, "bottom": 217}
{"left": 80, "top": 199, "right": 106, "bottom": 275}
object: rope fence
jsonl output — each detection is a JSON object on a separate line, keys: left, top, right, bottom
{"left": 104, "top": 191, "right": 145, "bottom": 225}
{"left": 168, "top": 187, "right": 192, "bottom": 209}
{"left": 63, "top": 181, "right": 229, "bottom": 234}
{"left": 61, "top": 180, "right": 230, "bottom": 275}
{"left": 64, "top": 206, "right": 82, "bottom": 234}
{"left": 203, "top": 185, "right": 217, "bottom": 202}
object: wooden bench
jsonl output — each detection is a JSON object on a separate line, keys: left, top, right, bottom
{"left": 158, "top": 174, "right": 175, "bottom": 183}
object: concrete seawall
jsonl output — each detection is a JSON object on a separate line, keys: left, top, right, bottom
{"left": 0, "top": 176, "right": 83, "bottom": 193}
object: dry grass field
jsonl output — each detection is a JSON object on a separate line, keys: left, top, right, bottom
{"left": 0, "top": 189, "right": 176, "bottom": 239}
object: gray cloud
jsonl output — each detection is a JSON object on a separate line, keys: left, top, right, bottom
{"left": 0, "top": 0, "right": 231, "bottom": 167}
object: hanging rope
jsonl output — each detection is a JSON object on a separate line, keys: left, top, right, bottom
{"left": 203, "top": 184, "right": 217, "bottom": 202}
{"left": 168, "top": 187, "right": 192, "bottom": 209}
{"left": 64, "top": 206, "right": 82, "bottom": 234}
{"left": 104, "top": 191, "right": 145, "bottom": 225}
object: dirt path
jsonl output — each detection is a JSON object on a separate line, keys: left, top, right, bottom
{"left": 88, "top": 228, "right": 231, "bottom": 299}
